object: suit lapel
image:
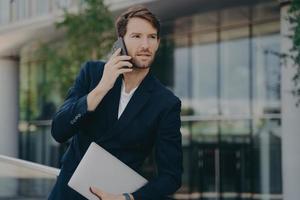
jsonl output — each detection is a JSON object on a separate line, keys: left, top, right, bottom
{"left": 107, "top": 75, "right": 122, "bottom": 127}
{"left": 104, "top": 71, "right": 155, "bottom": 141}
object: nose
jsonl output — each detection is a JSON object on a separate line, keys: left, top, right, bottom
{"left": 140, "top": 37, "right": 150, "bottom": 49}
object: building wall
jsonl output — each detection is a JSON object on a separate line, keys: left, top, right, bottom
{"left": 163, "top": 1, "right": 282, "bottom": 197}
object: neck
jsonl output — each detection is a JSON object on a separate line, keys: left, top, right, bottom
{"left": 123, "top": 68, "right": 149, "bottom": 93}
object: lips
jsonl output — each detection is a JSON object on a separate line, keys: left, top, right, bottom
{"left": 136, "top": 53, "right": 151, "bottom": 56}
{"left": 137, "top": 55, "right": 151, "bottom": 57}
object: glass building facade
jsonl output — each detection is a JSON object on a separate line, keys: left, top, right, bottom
{"left": 13, "top": 0, "right": 283, "bottom": 199}
{"left": 0, "top": 0, "right": 83, "bottom": 26}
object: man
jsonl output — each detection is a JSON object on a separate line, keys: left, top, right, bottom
{"left": 48, "top": 5, "right": 183, "bottom": 200}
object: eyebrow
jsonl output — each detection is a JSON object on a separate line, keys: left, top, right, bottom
{"left": 130, "top": 33, "right": 158, "bottom": 37}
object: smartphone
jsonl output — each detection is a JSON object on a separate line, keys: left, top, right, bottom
{"left": 110, "top": 37, "right": 132, "bottom": 68}
{"left": 111, "top": 37, "right": 129, "bottom": 56}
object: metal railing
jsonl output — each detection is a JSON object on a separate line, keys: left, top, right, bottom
{"left": 0, "top": 154, "right": 59, "bottom": 177}
{"left": 0, "top": 154, "right": 58, "bottom": 199}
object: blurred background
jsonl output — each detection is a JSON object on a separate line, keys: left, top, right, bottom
{"left": 0, "top": 0, "right": 299, "bottom": 200}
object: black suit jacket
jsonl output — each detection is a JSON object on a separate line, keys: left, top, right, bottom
{"left": 48, "top": 61, "right": 183, "bottom": 200}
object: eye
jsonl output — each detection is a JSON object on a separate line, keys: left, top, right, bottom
{"left": 149, "top": 35, "right": 157, "bottom": 39}
{"left": 132, "top": 35, "right": 140, "bottom": 38}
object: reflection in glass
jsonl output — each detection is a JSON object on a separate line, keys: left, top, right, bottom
{"left": 174, "top": 46, "right": 190, "bottom": 101}
{"left": 172, "top": 1, "right": 281, "bottom": 198}
{"left": 253, "top": 118, "right": 282, "bottom": 195}
{"left": 220, "top": 142, "right": 252, "bottom": 194}
{"left": 0, "top": 0, "right": 9, "bottom": 25}
{"left": 252, "top": 34, "right": 280, "bottom": 115}
{"left": 220, "top": 37, "right": 250, "bottom": 115}
{"left": 221, "top": 120, "right": 251, "bottom": 136}
{"left": 192, "top": 43, "right": 218, "bottom": 115}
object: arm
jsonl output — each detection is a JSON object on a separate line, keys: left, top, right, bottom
{"left": 51, "top": 61, "right": 96, "bottom": 143}
{"left": 132, "top": 100, "right": 183, "bottom": 200}
{"left": 51, "top": 49, "right": 133, "bottom": 143}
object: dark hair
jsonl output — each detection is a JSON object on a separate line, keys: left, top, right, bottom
{"left": 115, "top": 5, "right": 160, "bottom": 39}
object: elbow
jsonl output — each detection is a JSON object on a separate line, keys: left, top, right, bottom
{"left": 173, "top": 174, "right": 182, "bottom": 192}
{"left": 51, "top": 120, "right": 68, "bottom": 143}
{"left": 163, "top": 173, "right": 182, "bottom": 195}
{"left": 175, "top": 178, "right": 182, "bottom": 192}
{"left": 168, "top": 170, "right": 182, "bottom": 194}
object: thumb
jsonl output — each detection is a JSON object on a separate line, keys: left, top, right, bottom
{"left": 90, "top": 186, "right": 103, "bottom": 197}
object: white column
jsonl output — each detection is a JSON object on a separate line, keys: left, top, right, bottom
{"left": 259, "top": 123, "right": 270, "bottom": 197}
{"left": 0, "top": 57, "right": 19, "bottom": 158}
{"left": 280, "top": 1, "right": 300, "bottom": 200}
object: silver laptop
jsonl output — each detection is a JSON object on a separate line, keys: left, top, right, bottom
{"left": 68, "top": 142, "right": 148, "bottom": 200}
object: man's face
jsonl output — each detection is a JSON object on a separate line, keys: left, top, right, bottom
{"left": 123, "top": 17, "right": 160, "bottom": 69}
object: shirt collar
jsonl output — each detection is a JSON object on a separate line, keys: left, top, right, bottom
{"left": 121, "top": 79, "right": 139, "bottom": 96}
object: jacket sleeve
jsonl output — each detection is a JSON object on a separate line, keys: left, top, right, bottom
{"left": 132, "top": 99, "right": 183, "bottom": 200}
{"left": 51, "top": 62, "right": 94, "bottom": 143}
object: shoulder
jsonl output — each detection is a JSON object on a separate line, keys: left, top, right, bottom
{"left": 81, "top": 60, "right": 106, "bottom": 76}
{"left": 76, "top": 60, "right": 106, "bottom": 84}
{"left": 151, "top": 76, "right": 181, "bottom": 108}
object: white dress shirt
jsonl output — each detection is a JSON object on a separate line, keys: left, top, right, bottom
{"left": 118, "top": 79, "right": 138, "bottom": 119}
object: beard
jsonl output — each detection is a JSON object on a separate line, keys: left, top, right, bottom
{"left": 131, "top": 54, "right": 155, "bottom": 69}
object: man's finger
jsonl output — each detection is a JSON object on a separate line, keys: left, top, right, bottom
{"left": 117, "top": 68, "right": 133, "bottom": 75}
{"left": 90, "top": 187, "right": 103, "bottom": 199}
{"left": 110, "top": 48, "right": 121, "bottom": 59}
{"left": 115, "top": 61, "right": 133, "bottom": 69}
{"left": 110, "top": 55, "right": 132, "bottom": 66}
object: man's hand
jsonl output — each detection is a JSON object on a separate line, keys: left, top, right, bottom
{"left": 87, "top": 48, "right": 132, "bottom": 111}
{"left": 99, "top": 48, "right": 133, "bottom": 91}
{"left": 89, "top": 187, "right": 125, "bottom": 200}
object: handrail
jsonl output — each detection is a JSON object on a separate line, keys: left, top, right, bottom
{"left": 22, "top": 114, "right": 281, "bottom": 127}
{"left": 181, "top": 113, "right": 281, "bottom": 122}
{"left": 0, "top": 154, "right": 60, "bottom": 177}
